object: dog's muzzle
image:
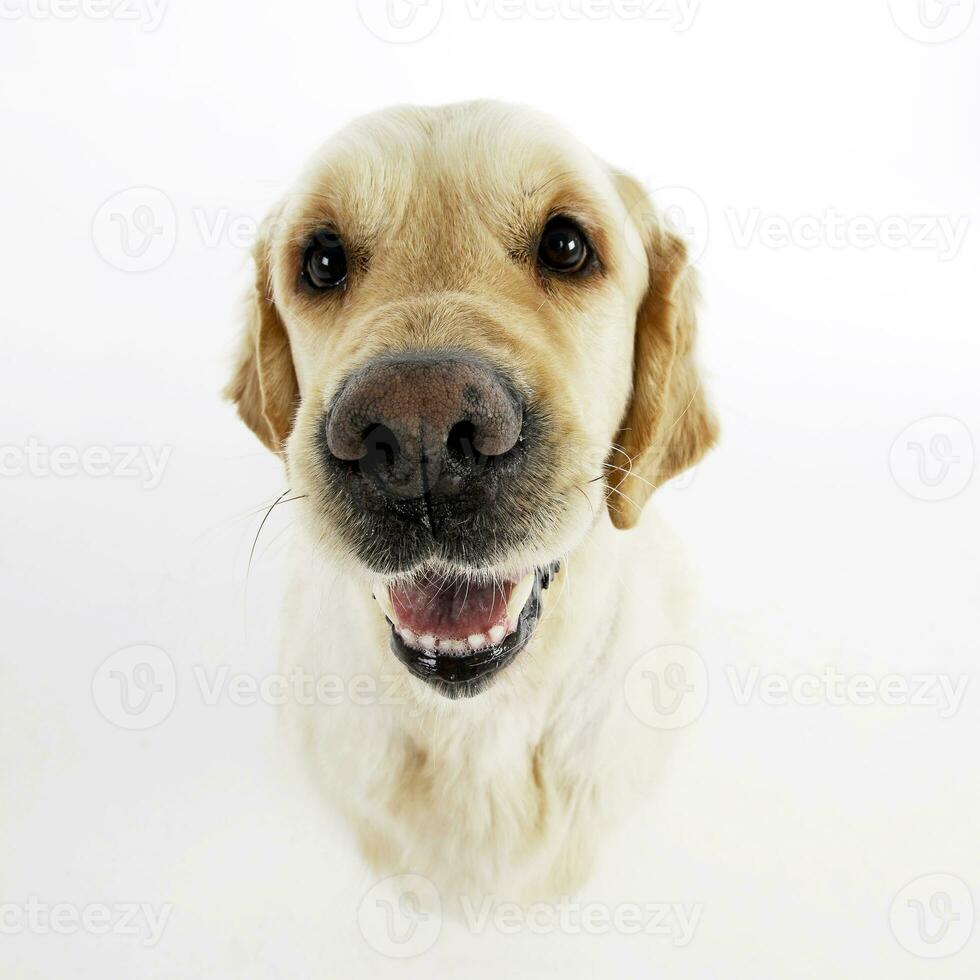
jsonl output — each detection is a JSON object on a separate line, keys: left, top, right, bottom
{"left": 316, "top": 349, "right": 563, "bottom": 695}
{"left": 316, "top": 349, "right": 552, "bottom": 572}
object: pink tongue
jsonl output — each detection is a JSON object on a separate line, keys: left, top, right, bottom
{"left": 390, "top": 578, "right": 511, "bottom": 639}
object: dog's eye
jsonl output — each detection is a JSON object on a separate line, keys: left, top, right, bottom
{"left": 302, "top": 230, "right": 348, "bottom": 290}
{"left": 536, "top": 216, "right": 590, "bottom": 274}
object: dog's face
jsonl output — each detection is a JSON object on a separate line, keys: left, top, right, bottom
{"left": 228, "top": 102, "right": 716, "bottom": 697}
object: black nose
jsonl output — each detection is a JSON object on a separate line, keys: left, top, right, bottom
{"left": 324, "top": 351, "right": 525, "bottom": 499}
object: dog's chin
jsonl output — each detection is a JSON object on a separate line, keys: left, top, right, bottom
{"left": 371, "top": 561, "right": 561, "bottom": 699}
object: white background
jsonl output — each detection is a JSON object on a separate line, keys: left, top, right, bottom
{"left": 1, "top": 0, "right": 979, "bottom": 976}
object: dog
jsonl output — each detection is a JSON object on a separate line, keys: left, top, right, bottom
{"left": 226, "top": 101, "right": 717, "bottom": 901}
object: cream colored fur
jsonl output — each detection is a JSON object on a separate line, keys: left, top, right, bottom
{"left": 226, "top": 101, "right": 716, "bottom": 902}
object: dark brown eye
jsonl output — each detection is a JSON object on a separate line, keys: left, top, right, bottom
{"left": 537, "top": 216, "right": 590, "bottom": 274}
{"left": 303, "top": 229, "right": 348, "bottom": 289}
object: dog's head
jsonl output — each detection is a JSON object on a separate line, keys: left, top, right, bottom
{"left": 227, "top": 102, "right": 716, "bottom": 697}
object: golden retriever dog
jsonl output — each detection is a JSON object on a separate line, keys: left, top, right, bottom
{"left": 227, "top": 101, "right": 716, "bottom": 901}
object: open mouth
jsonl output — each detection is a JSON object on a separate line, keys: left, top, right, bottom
{"left": 372, "top": 561, "right": 560, "bottom": 698}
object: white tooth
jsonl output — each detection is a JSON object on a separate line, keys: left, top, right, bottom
{"left": 489, "top": 624, "right": 506, "bottom": 645}
{"left": 468, "top": 633, "right": 487, "bottom": 650}
{"left": 399, "top": 628, "right": 416, "bottom": 645}
{"left": 505, "top": 573, "right": 535, "bottom": 624}
{"left": 439, "top": 638, "right": 466, "bottom": 654}
{"left": 373, "top": 582, "right": 396, "bottom": 622}
{"left": 418, "top": 634, "right": 436, "bottom": 650}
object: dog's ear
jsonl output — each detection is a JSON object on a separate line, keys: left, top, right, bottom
{"left": 606, "top": 172, "right": 718, "bottom": 529}
{"left": 224, "top": 215, "right": 299, "bottom": 455}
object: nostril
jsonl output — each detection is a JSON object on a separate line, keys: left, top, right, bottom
{"left": 446, "top": 420, "right": 479, "bottom": 463}
{"left": 361, "top": 423, "right": 400, "bottom": 472}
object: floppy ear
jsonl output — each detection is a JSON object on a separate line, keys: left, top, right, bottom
{"left": 606, "top": 173, "right": 718, "bottom": 529}
{"left": 224, "top": 220, "right": 299, "bottom": 455}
